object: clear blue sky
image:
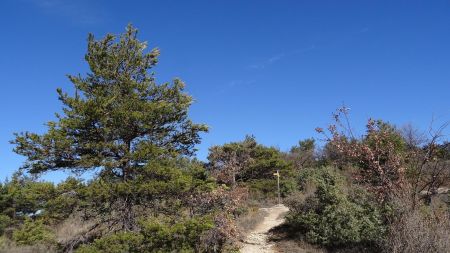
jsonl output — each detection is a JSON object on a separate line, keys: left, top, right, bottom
{"left": 1, "top": 0, "right": 449, "bottom": 181}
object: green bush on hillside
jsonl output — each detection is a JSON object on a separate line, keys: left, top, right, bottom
{"left": 76, "top": 232, "right": 144, "bottom": 253}
{"left": 12, "top": 218, "right": 55, "bottom": 246}
{"left": 0, "top": 215, "right": 12, "bottom": 236}
{"left": 285, "top": 167, "right": 385, "bottom": 248}
{"left": 76, "top": 216, "right": 214, "bottom": 253}
{"left": 247, "top": 178, "right": 296, "bottom": 201}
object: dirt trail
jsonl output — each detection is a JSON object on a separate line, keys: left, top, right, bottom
{"left": 240, "top": 204, "right": 289, "bottom": 253}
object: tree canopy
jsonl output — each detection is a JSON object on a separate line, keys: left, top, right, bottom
{"left": 12, "top": 24, "right": 208, "bottom": 179}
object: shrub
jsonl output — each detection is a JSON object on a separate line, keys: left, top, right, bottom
{"left": 76, "top": 232, "right": 144, "bottom": 253}
{"left": 285, "top": 167, "right": 385, "bottom": 248}
{"left": 140, "top": 216, "right": 214, "bottom": 252}
{"left": 76, "top": 216, "right": 214, "bottom": 253}
{"left": 44, "top": 177, "right": 85, "bottom": 222}
{"left": 317, "top": 109, "right": 408, "bottom": 202}
{"left": 0, "top": 236, "right": 56, "bottom": 253}
{"left": 0, "top": 215, "right": 12, "bottom": 236}
{"left": 12, "top": 218, "right": 55, "bottom": 246}
{"left": 384, "top": 195, "right": 450, "bottom": 253}
{"left": 246, "top": 177, "right": 297, "bottom": 202}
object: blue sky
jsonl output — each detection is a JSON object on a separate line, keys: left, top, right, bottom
{"left": 1, "top": 0, "right": 449, "bottom": 181}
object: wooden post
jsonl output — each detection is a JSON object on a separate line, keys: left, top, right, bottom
{"left": 274, "top": 170, "right": 280, "bottom": 205}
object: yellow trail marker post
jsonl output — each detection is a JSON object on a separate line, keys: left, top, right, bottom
{"left": 273, "top": 170, "right": 280, "bottom": 204}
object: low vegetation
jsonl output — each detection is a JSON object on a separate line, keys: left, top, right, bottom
{"left": 285, "top": 167, "right": 385, "bottom": 249}
{"left": 277, "top": 108, "right": 450, "bottom": 253}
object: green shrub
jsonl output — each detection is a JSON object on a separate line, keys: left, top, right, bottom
{"left": 76, "top": 216, "right": 214, "bottom": 253}
{"left": 12, "top": 218, "right": 55, "bottom": 246}
{"left": 286, "top": 167, "right": 385, "bottom": 248}
{"left": 76, "top": 232, "right": 144, "bottom": 253}
{"left": 247, "top": 179, "right": 277, "bottom": 200}
{"left": 44, "top": 177, "right": 85, "bottom": 222}
{"left": 247, "top": 178, "right": 296, "bottom": 201}
{"left": 0, "top": 215, "right": 12, "bottom": 235}
{"left": 140, "top": 216, "right": 214, "bottom": 251}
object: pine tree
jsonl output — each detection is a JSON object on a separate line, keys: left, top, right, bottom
{"left": 13, "top": 24, "right": 207, "bottom": 178}
{"left": 12, "top": 25, "right": 208, "bottom": 232}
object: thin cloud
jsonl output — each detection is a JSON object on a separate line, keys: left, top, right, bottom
{"left": 248, "top": 45, "right": 315, "bottom": 70}
{"left": 249, "top": 53, "right": 285, "bottom": 70}
{"left": 219, "top": 79, "right": 256, "bottom": 93}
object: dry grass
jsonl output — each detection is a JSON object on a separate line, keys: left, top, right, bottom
{"left": 54, "top": 214, "right": 95, "bottom": 245}
{"left": 385, "top": 208, "right": 450, "bottom": 253}
{"left": 0, "top": 237, "right": 55, "bottom": 253}
{"left": 236, "top": 207, "right": 268, "bottom": 235}
{"left": 383, "top": 192, "right": 450, "bottom": 253}
{"left": 0, "top": 214, "right": 97, "bottom": 253}
{"left": 0, "top": 245, "right": 55, "bottom": 253}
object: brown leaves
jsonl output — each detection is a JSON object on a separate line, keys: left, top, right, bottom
{"left": 186, "top": 185, "right": 248, "bottom": 251}
{"left": 188, "top": 185, "right": 248, "bottom": 216}
{"left": 318, "top": 108, "right": 406, "bottom": 202}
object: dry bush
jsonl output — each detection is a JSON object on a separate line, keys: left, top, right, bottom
{"left": 385, "top": 210, "right": 450, "bottom": 253}
{"left": 199, "top": 213, "right": 240, "bottom": 252}
{"left": 284, "top": 182, "right": 317, "bottom": 215}
{"left": 244, "top": 197, "right": 278, "bottom": 209}
{"left": 317, "top": 116, "right": 407, "bottom": 203}
{"left": 385, "top": 193, "right": 450, "bottom": 253}
{"left": 236, "top": 208, "right": 268, "bottom": 235}
{"left": 54, "top": 214, "right": 96, "bottom": 246}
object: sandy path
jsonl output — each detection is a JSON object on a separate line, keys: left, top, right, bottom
{"left": 240, "top": 204, "right": 289, "bottom": 253}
